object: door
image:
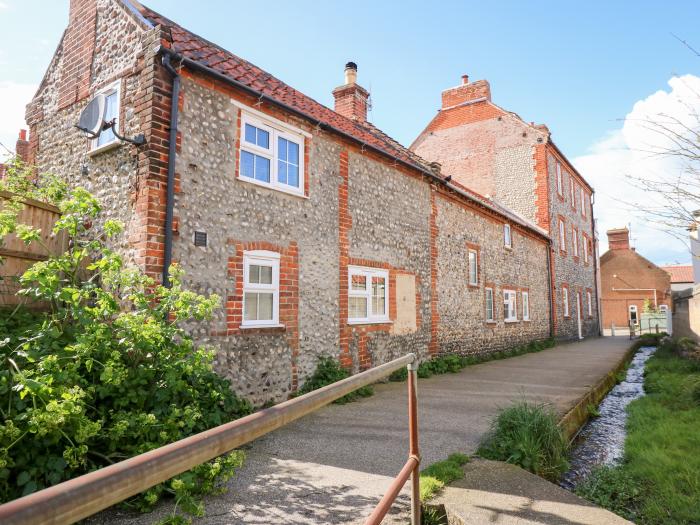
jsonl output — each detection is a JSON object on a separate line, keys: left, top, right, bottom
{"left": 629, "top": 304, "right": 638, "bottom": 327}
{"left": 576, "top": 292, "right": 583, "bottom": 339}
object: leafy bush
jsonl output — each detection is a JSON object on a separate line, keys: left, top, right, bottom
{"left": 477, "top": 401, "right": 569, "bottom": 481}
{"left": 296, "top": 357, "right": 373, "bottom": 403}
{"left": 575, "top": 466, "right": 642, "bottom": 521}
{"left": 0, "top": 167, "right": 251, "bottom": 520}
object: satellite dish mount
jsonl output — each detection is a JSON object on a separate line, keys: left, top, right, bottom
{"left": 75, "top": 93, "right": 146, "bottom": 146}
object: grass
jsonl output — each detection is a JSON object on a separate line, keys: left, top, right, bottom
{"left": 576, "top": 339, "right": 700, "bottom": 524}
{"left": 419, "top": 453, "right": 470, "bottom": 501}
{"left": 389, "top": 338, "right": 556, "bottom": 382}
{"left": 477, "top": 401, "right": 569, "bottom": 481}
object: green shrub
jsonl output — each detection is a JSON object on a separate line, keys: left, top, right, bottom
{"left": 0, "top": 167, "right": 251, "bottom": 520}
{"left": 388, "top": 367, "right": 408, "bottom": 382}
{"left": 296, "top": 357, "right": 373, "bottom": 403}
{"left": 477, "top": 401, "right": 569, "bottom": 481}
{"left": 576, "top": 466, "right": 642, "bottom": 521}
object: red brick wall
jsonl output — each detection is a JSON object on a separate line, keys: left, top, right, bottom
{"left": 441, "top": 79, "right": 491, "bottom": 109}
{"left": 57, "top": 0, "right": 97, "bottom": 110}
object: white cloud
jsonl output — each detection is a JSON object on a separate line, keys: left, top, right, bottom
{"left": 0, "top": 81, "right": 36, "bottom": 161}
{"left": 573, "top": 74, "right": 700, "bottom": 265}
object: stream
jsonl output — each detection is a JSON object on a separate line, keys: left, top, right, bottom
{"left": 560, "top": 345, "right": 656, "bottom": 490}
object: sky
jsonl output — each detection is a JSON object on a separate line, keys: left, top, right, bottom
{"left": 1, "top": 0, "right": 699, "bottom": 264}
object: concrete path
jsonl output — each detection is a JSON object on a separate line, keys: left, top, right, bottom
{"left": 94, "top": 336, "right": 631, "bottom": 524}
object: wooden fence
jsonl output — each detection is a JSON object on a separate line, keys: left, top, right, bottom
{"left": 0, "top": 191, "right": 66, "bottom": 307}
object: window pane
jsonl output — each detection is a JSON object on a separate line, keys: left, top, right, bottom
{"left": 257, "top": 128, "right": 269, "bottom": 149}
{"left": 278, "top": 161, "right": 288, "bottom": 184}
{"left": 288, "top": 141, "right": 299, "bottom": 164}
{"left": 278, "top": 137, "right": 288, "bottom": 161}
{"left": 287, "top": 165, "right": 299, "bottom": 188}
{"left": 255, "top": 155, "right": 270, "bottom": 183}
{"left": 248, "top": 264, "right": 261, "bottom": 284}
{"left": 258, "top": 292, "right": 273, "bottom": 320}
{"left": 372, "top": 276, "right": 386, "bottom": 316}
{"left": 351, "top": 274, "right": 366, "bottom": 291}
{"left": 97, "top": 91, "right": 118, "bottom": 146}
{"left": 349, "top": 296, "right": 368, "bottom": 319}
{"left": 244, "top": 124, "right": 257, "bottom": 144}
{"left": 259, "top": 265, "right": 272, "bottom": 284}
{"left": 241, "top": 150, "right": 255, "bottom": 179}
{"left": 244, "top": 292, "right": 258, "bottom": 321}
{"left": 469, "top": 252, "right": 477, "bottom": 283}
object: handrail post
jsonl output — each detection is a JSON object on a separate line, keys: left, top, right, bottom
{"left": 408, "top": 360, "right": 421, "bottom": 525}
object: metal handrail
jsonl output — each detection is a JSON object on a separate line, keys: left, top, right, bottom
{"left": 0, "top": 353, "right": 420, "bottom": 525}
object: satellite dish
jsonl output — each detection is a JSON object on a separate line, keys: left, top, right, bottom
{"left": 77, "top": 94, "right": 106, "bottom": 137}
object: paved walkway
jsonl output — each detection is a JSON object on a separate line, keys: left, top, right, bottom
{"left": 95, "top": 336, "right": 631, "bottom": 524}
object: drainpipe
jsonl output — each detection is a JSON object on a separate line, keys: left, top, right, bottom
{"left": 546, "top": 242, "right": 555, "bottom": 338}
{"left": 590, "top": 195, "right": 602, "bottom": 335}
{"left": 161, "top": 54, "right": 180, "bottom": 288}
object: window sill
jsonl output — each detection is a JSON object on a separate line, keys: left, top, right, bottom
{"left": 240, "top": 323, "right": 285, "bottom": 330}
{"left": 504, "top": 319, "right": 519, "bottom": 324}
{"left": 504, "top": 246, "right": 513, "bottom": 251}
{"left": 88, "top": 140, "right": 122, "bottom": 157}
{"left": 468, "top": 283, "right": 479, "bottom": 288}
{"left": 484, "top": 320, "right": 497, "bottom": 325}
{"left": 237, "top": 176, "right": 308, "bottom": 199}
{"left": 347, "top": 319, "right": 392, "bottom": 326}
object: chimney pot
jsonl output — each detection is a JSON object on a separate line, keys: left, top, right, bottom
{"left": 19, "top": 129, "right": 27, "bottom": 142}
{"left": 461, "top": 74, "right": 469, "bottom": 85}
{"left": 344, "top": 62, "right": 358, "bottom": 85}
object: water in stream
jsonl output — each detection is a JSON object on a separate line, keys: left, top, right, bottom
{"left": 560, "top": 346, "right": 656, "bottom": 490}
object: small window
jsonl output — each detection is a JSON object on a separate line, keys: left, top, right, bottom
{"left": 587, "top": 290, "right": 592, "bottom": 317}
{"left": 572, "top": 226, "right": 579, "bottom": 257}
{"left": 504, "top": 289, "right": 517, "bottom": 322}
{"left": 556, "top": 162, "right": 563, "bottom": 196}
{"left": 580, "top": 188, "right": 586, "bottom": 217}
{"left": 485, "top": 287, "right": 495, "bottom": 321}
{"left": 348, "top": 266, "right": 389, "bottom": 324}
{"left": 92, "top": 81, "right": 120, "bottom": 150}
{"left": 468, "top": 249, "right": 478, "bottom": 285}
{"left": 659, "top": 304, "right": 668, "bottom": 313}
{"left": 570, "top": 176, "right": 576, "bottom": 208}
{"left": 242, "top": 251, "right": 280, "bottom": 327}
{"left": 522, "top": 291, "right": 530, "bottom": 320}
{"left": 239, "top": 113, "right": 304, "bottom": 195}
{"left": 629, "top": 304, "right": 638, "bottom": 325}
{"left": 504, "top": 224, "right": 512, "bottom": 248}
{"left": 562, "top": 287, "right": 570, "bottom": 317}
{"left": 583, "top": 234, "right": 589, "bottom": 263}
{"left": 559, "top": 219, "right": 566, "bottom": 252}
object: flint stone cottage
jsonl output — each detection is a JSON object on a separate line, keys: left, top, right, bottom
{"left": 412, "top": 76, "right": 600, "bottom": 340}
{"left": 28, "top": 0, "right": 562, "bottom": 403}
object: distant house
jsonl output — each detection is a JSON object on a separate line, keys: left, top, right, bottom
{"left": 661, "top": 265, "right": 693, "bottom": 295}
{"left": 600, "top": 228, "right": 671, "bottom": 332}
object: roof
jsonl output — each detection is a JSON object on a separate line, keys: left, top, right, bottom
{"left": 661, "top": 265, "right": 694, "bottom": 283}
{"left": 126, "top": 1, "right": 548, "bottom": 239}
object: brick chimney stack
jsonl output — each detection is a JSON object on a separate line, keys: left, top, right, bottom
{"left": 607, "top": 228, "right": 630, "bottom": 250}
{"left": 332, "top": 62, "right": 370, "bottom": 122}
{"left": 441, "top": 74, "right": 491, "bottom": 109}
{"left": 57, "top": 0, "right": 97, "bottom": 110}
{"left": 15, "top": 129, "right": 29, "bottom": 163}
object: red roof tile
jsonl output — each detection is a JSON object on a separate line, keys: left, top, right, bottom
{"left": 661, "top": 265, "right": 694, "bottom": 283}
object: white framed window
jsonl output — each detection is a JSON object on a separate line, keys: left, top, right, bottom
{"left": 348, "top": 266, "right": 389, "bottom": 324}
{"left": 504, "top": 224, "right": 512, "bottom": 248}
{"left": 583, "top": 234, "right": 589, "bottom": 263}
{"left": 468, "top": 249, "right": 478, "bottom": 285}
{"left": 522, "top": 291, "right": 530, "bottom": 320}
{"left": 485, "top": 287, "right": 495, "bottom": 322}
{"left": 570, "top": 177, "right": 576, "bottom": 208}
{"left": 562, "top": 287, "right": 570, "bottom": 317}
{"left": 559, "top": 219, "right": 566, "bottom": 252}
{"left": 556, "top": 162, "right": 563, "bottom": 196}
{"left": 91, "top": 81, "right": 121, "bottom": 151}
{"left": 239, "top": 113, "right": 304, "bottom": 196}
{"left": 587, "top": 290, "right": 592, "bottom": 317}
{"left": 503, "top": 289, "right": 517, "bottom": 322}
{"left": 629, "top": 304, "right": 638, "bottom": 325}
{"left": 659, "top": 304, "right": 668, "bottom": 313}
{"left": 242, "top": 250, "right": 280, "bottom": 327}
{"left": 572, "top": 226, "right": 579, "bottom": 257}
{"left": 580, "top": 188, "right": 586, "bottom": 217}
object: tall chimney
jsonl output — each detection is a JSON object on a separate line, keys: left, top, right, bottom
{"left": 607, "top": 228, "right": 630, "bottom": 250}
{"left": 441, "top": 74, "right": 491, "bottom": 109}
{"left": 15, "top": 129, "right": 29, "bottom": 163}
{"left": 333, "top": 62, "right": 370, "bottom": 122}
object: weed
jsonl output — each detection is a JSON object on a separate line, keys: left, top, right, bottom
{"left": 295, "top": 357, "right": 373, "bottom": 404}
{"left": 419, "top": 453, "right": 470, "bottom": 501}
{"left": 586, "top": 403, "right": 601, "bottom": 418}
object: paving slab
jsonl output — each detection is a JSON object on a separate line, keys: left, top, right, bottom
{"left": 90, "top": 336, "right": 632, "bottom": 524}
{"left": 431, "top": 458, "right": 632, "bottom": 525}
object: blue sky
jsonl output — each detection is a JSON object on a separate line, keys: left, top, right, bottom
{"left": 1, "top": 0, "right": 699, "bottom": 264}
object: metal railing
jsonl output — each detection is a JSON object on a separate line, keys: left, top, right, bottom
{"left": 0, "top": 354, "right": 421, "bottom": 525}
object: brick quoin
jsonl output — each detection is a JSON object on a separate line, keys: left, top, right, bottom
{"left": 533, "top": 142, "right": 550, "bottom": 230}
{"left": 429, "top": 190, "right": 440, "bottom": 355}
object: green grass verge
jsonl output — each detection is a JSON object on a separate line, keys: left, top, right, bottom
{"left": 389, "top": 338, "right": 556, "bottom": 382}
{"left": 477, "top": 401, "right": 569, "bottom": 481}
{"left": 576, "top": 339, "right": 700, "bottom": 524}
{"left": 419, "top": 453, "right": 470, "bottom": 501}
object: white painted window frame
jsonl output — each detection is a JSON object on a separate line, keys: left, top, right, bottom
{"left": 559, "top": 219, "right": 566, "bottom": 252}
{"left": 580, "top": 187, "right": 586, "bottom": 217}
{"left": 572, "top": 226, "right": 579, "bottom": 257}
{"left": 563, "top": 287, "right": 570, "bottom": 317}
{"left": 485, "top": 287, "right": 495, "bottom": 322}
{"left": 583, "top": 234, "right": 589, "bottom": 263}
{"left": 570, "top": 176, "right": 576, "bottom": 208}
{"left": 242, "top": 250, "right": 281, "bottom": 328}
{"left": 90, "top": 80, "right": 121, "bottom": 153}
{"left": 239, "top": 112, "right": 305, "bottom": 197}
{"left": 504, "top": 224, "right": 512, "bottom": 248}
{"left": 503, "top": 289, "right": 517, "bottom": 322}
{"left": 629, "top": 304, "right": 638, "bottom": 325}
{"left": 587, "top": 290, "right": 592, "bottom": 317}
{"left": 556, "top": 162, "right": 563, "bottom": 196}
{"left": 468, "top": 249, "right": 478, "bottom": 285}
{"left": 522, "top": 291, "right": 530, "bottom": 320}
{"left": 348, "top": 266, "right": 390, "bottom": 325}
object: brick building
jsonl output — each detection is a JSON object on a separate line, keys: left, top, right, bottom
{"left": 411, "top": 76, "right": 600, "bottom": 340}
{"left": 0, "top": 130, "right": 30, "bottom": 178}
{"left": 27, "top": 0, "right": 556, "bottom": 403}
{"left": 600, "top": 228, "right": 671, "bottom": 331}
